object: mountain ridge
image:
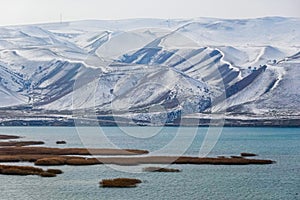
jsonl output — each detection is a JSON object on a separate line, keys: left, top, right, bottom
{"left": 0, "top": 17, "right": 299, "bottom": 126}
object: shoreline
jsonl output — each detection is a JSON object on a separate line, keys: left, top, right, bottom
{"left": 0, "top": 118, "right": 299, "bottom": 127}
{"left": 1, "top": 108, "right": 299, "bottom": 127}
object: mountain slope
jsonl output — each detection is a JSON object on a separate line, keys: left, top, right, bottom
{"left": 0, "top": 17, "right": 299, "bottom": 124}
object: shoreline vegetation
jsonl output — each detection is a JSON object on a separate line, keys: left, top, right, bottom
{"left": 100, "top": 178, "right": 142, "bottom": 188}
{"left": 0, "top": 135, "right": 22, "bottom": 140}
{"left": 31, "top": 155, "right": 275, "bottom": 166}
{"left": 0, "top": 141, "right": 45, "bottom": 147}
{"left": 143, "top": 167, "right": 181, "bottom": 172}
{"left": 0, "top": 146, "right": 149, "bottom": 156}
{"left": 0, "top": 154, "right": 274, "bottom": 166}
{"left": 241, "top": 152, "right": 258, "bottom": 157}
{"left": 0, "top": 164, "right": 62, "bottom": 177}
{"left": 0, "top": 115, "right": 299, "bottom": 127}
{"left": 0, "top": 134, "right": 275, "bottom": 180}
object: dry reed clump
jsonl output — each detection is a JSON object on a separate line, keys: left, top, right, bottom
{"left": 143, "top": 167, "right": 181, "bottom": 172}
{"left": 0, "top": 155, "right": 63, "bottom": 163}
{"left": 241, "top": 152, "right": 258, "bottom": 157}
{"left": 173, "top": 156, "right": 274, "bottom": 165}
{"left": 56, "top": 141, "right": 66, "bottom": 144}
{"left": 230, "top": 156, "right": 244, "bottom": 159}
{"left": 0, "top": 135, "right": 21, "bottom": 140}
{"left": 65, "top": 158, "right": 99, "bottom": 165}
{"left": 33, "top": 155, "right": 274, "bottom": 166}
{"left": 34, "top": 157, "right": 67, "bottom": 166}
{"left": 46, "top": 169, "right": 63, "bottom": 174}
{"left": 100, "top": 178, "right": 142, "bottom": 188}
{"left": 0, "top": 147, "right": 148, "bottom": 156}
{"left": 40, "top": 172, "right": 57, "bottom": 177}
{"left": 0, "top": 164, "right": 62, "bottom": 177}
{"left": 0, "top": 141, "right": 45, "bottom": 147}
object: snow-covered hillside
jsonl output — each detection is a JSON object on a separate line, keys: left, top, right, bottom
{"left": 0, "top": 17, "right": 299, "bottom": 124}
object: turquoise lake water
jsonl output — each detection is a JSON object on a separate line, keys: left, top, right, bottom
{"left": 0, "top": 127, "right": 299, "bottom": 200}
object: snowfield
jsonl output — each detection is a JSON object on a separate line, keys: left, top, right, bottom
{"left": 0, "top": 17, "right": 299, "bottom": 125}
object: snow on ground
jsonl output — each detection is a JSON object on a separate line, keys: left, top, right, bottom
{"left": 0, "top": 17, "right": 299, "bottom": 119}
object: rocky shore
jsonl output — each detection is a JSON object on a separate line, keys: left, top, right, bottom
{"left": 0, "top": 108, "right": 299, "bottom": 127}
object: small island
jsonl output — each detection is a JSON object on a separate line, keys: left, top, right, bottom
{"left": 56, "top": 141, "right": 67, "bottom": 145}
{"left": 0, "top": 134, "right": 275, "bottom": 181}
{"left": 0, "top": 164, "right": 62, "bottom": 178}
{"left": 0, "top": 135, "right": 21, "bottom": 140}
{"left": 100, "top": 178, "right": 142, "bottom": 188}
{"left": 143, "top": 167, "right": 181, "bottom": 172}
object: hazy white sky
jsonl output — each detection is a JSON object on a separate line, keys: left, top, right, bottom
{"left": 1, "top": 0, "right": 299, "bottom": 26}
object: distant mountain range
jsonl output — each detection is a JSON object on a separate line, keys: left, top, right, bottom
{"left": 0, "top": 17, "right": 299, "bottom": 126}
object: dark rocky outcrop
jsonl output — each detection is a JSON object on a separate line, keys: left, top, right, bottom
{"left": 56, "top": 141, "right": 67, "bottom": 145}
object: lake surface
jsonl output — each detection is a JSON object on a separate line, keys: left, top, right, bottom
{"left": 0, "top": 127, "right": 299, "bottom": 200}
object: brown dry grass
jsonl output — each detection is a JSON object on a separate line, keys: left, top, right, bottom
{"left": 0, "top": 165, "right": 43, "bottom": 176}
{"left": 100, "top": 178, "right": 142, "bottom": 188}
{"left": 34, "top": 157, "right": 67, "bottom": 166}
{"left": 33, "top": 156, "right": 274, "bottom": 166}
{"left": 241, "top": 152, "right": 257, "bottom": 157}
{"left": 231, "top": 156, "right": 243, "bottom": 159}
{"left": 0, "top": 147, "right": 148, "bottom": 156}
{"left": 0, "top": 164, "right": 62, "bottom": 177}
{"left": 2, "top": 141, "right": 268, "bottom": 166}
{"left": 65, "top": 158, "right": 99, "bottom": 165}
{"left": 0, "top": 141, "right": 45, "bottom": 147}
{"left": 40, "top": 172, "right": 57, "bottom": 177}
{"left": 105, "top": 156, "right": 274, "bottom": 165}
{"left": 143, "top": 167, "right": 181, "bottom": 172}
{"left": 0, "top": 155, "right": 63, "bottom": 162}
{"left": 0, "top": 154, "right": 275, "bottom": 166}
{"left": 0, "top": 135, "right": 21, "bottom": 140}
{"left": 46, "top": 169, "right": 63, "bottom": 174}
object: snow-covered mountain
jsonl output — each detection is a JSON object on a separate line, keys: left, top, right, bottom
{"left": 0, "top": 17, "right": 299, "bottom": 125}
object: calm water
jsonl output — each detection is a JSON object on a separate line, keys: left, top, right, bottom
{"left": 0, "top": 127, "right": 299, "bottom": 200}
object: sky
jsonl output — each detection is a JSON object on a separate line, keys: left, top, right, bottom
{"left": 1, "top": 0, "right": 299, "bottom": 26}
